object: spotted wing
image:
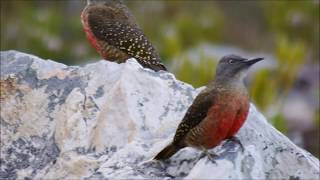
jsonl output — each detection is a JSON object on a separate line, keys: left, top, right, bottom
{"left": 173, "top": 89, "right": 216, "bottom": 144}
{"left": 88, "top": 15, "right": 166, "bottom": 71}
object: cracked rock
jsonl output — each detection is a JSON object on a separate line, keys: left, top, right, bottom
{"left": 0, "top": 50, "right": 319, "bottom": 179}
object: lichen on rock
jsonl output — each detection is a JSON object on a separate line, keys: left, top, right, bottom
{"left": 0, "top": 50, "right": 319, "bottom": 179}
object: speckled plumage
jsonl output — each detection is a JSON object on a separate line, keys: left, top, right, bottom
{"left": 81, "top": 0, "right": 166, "bottom": 71}
{"left": 154, "top": 55, "right": 263, "bottom": 160}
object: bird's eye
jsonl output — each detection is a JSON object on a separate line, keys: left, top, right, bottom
{"left": 228, "top": 59, "right": 234, "bottom": 64}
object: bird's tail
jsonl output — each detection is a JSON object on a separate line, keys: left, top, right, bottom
{"left": 154, "top": 143, "right": 180, "bottom": 160}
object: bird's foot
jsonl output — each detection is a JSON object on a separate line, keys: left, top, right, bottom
{"left": 227, "top": 136, "right": 244, "bottom": 152}
{"left": 199, "top": 150, "right": 218, "bottom": 164}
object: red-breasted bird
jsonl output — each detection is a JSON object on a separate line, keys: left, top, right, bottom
{"left": 81, "top": 0, "right": 167, "bottom": 71}
{"left": 154, "top": 55, "right": 263, "bottom": 161}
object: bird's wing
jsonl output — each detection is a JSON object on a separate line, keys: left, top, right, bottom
{"left": 88, "top": 15, "right": 165, "bottom": 69}
{"left": 173, "top": 88, "right": 216, "bottom": 144}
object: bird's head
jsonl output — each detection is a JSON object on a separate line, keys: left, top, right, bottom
{"left": 214, "top": 54, "right": 263, "bottom": 84}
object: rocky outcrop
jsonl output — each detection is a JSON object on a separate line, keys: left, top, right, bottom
{"left": 0, "top": 51, "right": 319, "bottom": 179}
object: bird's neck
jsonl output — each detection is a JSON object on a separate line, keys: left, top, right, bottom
{"left": 209, "top": 76, "right": 248, "bottom": 94}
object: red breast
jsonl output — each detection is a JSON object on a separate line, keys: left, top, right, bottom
{"left": 81, "top": 9, "right": 104, "bottom": 58}
{"left": 227, "top": 97, "right": 249, "bottom": 138}
{"left": 197, "top": 92, "right": 249, "bottom": 149}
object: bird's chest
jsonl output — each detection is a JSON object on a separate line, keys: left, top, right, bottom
{"left": 208, "top": 93, "right": 248, "bottom": 126}
{"left": 196, "top": 93, "right": 249, "bottom": 148}
{"left": 81, "top": 11, "right": 101, "bottom": 52}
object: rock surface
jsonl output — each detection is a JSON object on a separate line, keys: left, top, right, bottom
{"left": 0, "top": 50, "right": 319, "bottom": 179}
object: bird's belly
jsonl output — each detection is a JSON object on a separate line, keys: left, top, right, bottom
{"left": 200, "top": 110, "right": 236, "bottom": 149}
{"left": 227, "top": 106, "right": 249, "bottom": 138}
{"left": 188, "top": 95, "right": 249, "bottom": 149}
{"left": 84, "top": 25, "right": 101, "bottom": 54}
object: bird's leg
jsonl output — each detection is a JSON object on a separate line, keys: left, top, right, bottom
{"left": 205, "top": 150, "right": 218, "bottom": 164}
{"left": 227, "top": 136, "right": 244, "bottom": 152}
{"left": 199, "top": 149, "right": 218, "bottom": 164}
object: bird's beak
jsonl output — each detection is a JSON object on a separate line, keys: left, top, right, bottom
{"left": 244, "top": 57, "right": 264, "bottom": 66}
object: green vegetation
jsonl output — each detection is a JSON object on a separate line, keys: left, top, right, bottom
{"left": 175, "top": 53, "right": 217, "bottom": 87}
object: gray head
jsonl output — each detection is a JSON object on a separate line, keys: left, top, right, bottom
{"left": 214, "top": 54, "right": 263, "bottom": 84}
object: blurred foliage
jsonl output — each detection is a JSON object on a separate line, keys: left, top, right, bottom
{"left": 272, "top": 113, "right": 289, "bottom": 134}
{"left": 0, "top": 0, "right": 319, "bottom": 156}
{"left": 250, "top": 37, "right": 306, "bottom": 112}
{"left": 0, "top": 0, "right": 89, "bottom": 64}
{"left": 250, "top": 69, "right": 277, "bottom": 111}
{"left": 261, "top": 0, "right": 319, "bottom": 60}
{"left": 175, "top": 53, "right": 217, "bottom": 87}
{"left": 316, "top": 110, "right": 320, "bottom": 127}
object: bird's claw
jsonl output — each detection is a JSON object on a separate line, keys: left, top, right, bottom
{"left": 199, "top": 151, "right": 218, "bottom": 164}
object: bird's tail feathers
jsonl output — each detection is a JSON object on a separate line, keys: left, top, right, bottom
{"left": 153, "top": 143, "right": 180, "bottom": 160}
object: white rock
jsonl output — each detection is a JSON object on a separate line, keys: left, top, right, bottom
{"left": 0, "top": 50, "right": 319, "bottom": 179}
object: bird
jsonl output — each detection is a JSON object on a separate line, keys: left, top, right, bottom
{"left": 81, "top": 0, "right": 167, "bottom": 71}
{"left": 154, "top": 55, "right": 263, "bottom": 161}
